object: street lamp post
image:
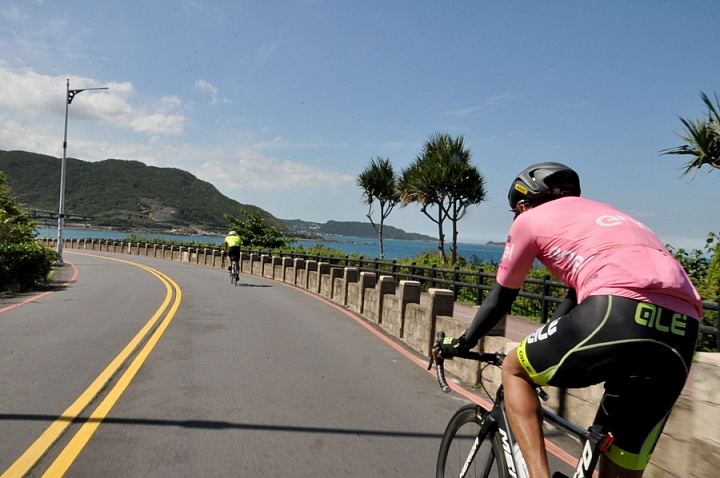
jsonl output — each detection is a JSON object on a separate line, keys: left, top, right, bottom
{"left": 56, "top": 79, "right": 108, "bottom": 263}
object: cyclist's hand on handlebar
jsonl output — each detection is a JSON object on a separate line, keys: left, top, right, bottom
{"left": 433, "top": 335, "right": 469, "bottom": 360}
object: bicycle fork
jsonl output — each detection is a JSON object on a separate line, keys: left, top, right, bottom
{"left": 459, "top": 408, "right": 496, "bottom": 478}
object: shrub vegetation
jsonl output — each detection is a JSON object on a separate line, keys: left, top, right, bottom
{"left": 668, "top": 231, "right": 720, "bottom": 351}
{"left": 0, "top": 172, "right": 57, "bottom": 293}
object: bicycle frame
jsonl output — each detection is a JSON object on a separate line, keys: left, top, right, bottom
{"left": 542, "top": 407, "right": 614, "bottom": 478}
{"left": 444, "top": 384, "right": 614, "bottom": 478}
{"left": 486, "top": 387, "right": 531, "bottom": 478}
{"left": 431, "top": 334, "right": 615, "bottom": 478}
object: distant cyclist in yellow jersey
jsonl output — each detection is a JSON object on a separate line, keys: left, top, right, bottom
{"left": 223, "top": 231, "right": 241, "bottom": 271}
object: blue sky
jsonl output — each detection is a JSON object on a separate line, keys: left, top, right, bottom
{"left": 0, "top": 1, "right": 718, "bottom": 250}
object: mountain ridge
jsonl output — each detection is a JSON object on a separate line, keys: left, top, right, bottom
{"left": 0, "top": 150, "right": 434, "bottom": 241}
{"left": 0, "top": 150, "right": 286, "bottom": 233}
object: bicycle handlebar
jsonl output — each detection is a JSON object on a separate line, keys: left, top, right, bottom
{"left": 428, "top": 331, "right": 505, "bottom": 394}
{"left": 429, "top": 331, "right": 548, "bottom": 401}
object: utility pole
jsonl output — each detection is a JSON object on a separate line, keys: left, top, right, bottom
{"left": 57, "top": 79, "right": 108, "bottom": 263}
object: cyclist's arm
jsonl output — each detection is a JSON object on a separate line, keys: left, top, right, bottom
{"left": 462, "top": 283, "right": 519, "bottom": 349}
{"left": 460, "top": 216, "right": 542, "bottom": 349}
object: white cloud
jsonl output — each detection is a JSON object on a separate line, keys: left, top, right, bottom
{"left": 0, "top": 62, "right": 353, "bottom": 198}
{"left": 256, "top": 41, "right": 281, "bottom": 66}
{"left": 444, "top": 95, "right": 518, "bottom": 117}
{"left": 0, "top": 68, "right": 59, "bottom": 115}
{"left": 198, "top": 149, "right": 355, "bottom": 193}
{"left": 0, "top": 6, "right": 29, "bottom": 23}
{"left": 0, "top": 65, "right": 186, "bottom": 135}
{"left": 128, "top": 112, "right": 185, "bottom": 136}
{"left": 194, "top": 78, "right": 230, "bottom": 104}
{"left": 0, "top": 119, "right": 59, "bottom": 156}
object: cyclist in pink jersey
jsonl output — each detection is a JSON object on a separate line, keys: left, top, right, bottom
{"left": 436, "top": 162, "right": 701, "bottom": 478}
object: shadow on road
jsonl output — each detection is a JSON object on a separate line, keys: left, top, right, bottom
{"left": 0, "top": 413, "right": 443, "bottom": 439}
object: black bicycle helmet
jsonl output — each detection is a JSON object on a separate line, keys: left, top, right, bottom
{"left": 508, "top": 162, "right": 581, "bottom": 210}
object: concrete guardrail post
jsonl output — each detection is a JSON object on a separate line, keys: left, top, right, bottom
{"left": 278, "top": 257, "right": 292, "bottom": 282}
{"left": 402, "top": 288, "right": 454, "bottom": 357}
{"left": 332, "top": 267, "right": 358, "bottom": 306}
{"left": 288, "top": 258, "right": 305, "bottom": 286}
{"left": 302, "top": 260, "right": 317, "bottom": 290}
{"left": 381, "top": 280, "right": 421, "bottom": 338}
{"left": 323, "top": 266, "right": 343, "bottom": 301}
{"left": 364, "top": 275, "right": 395, "bottom": 324}
{"left": 348, "top": 271, "right": 376, "bottom": 314}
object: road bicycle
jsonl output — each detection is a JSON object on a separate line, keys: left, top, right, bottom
{"left": 223, "top": 252, "right": 240, "bottom": 286}
{"left": 229, "top": 259, "right": 239, "bottom": 286}
{"left": 430, "top": 332, "right": 615, "bottom": 478}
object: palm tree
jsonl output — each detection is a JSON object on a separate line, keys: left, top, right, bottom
{"left": 662, "top": 92, "right": 720, "bottom": 342}
{"left": 445, "top": 152, "right": 487, "bottom": 264}
{"left": 399, "top": 133, "right": 486, "bottom": 264}
{"left": 399, "top": 155, "right": 448, "bottom": 261}
{"left": 357, "top": 157, "right": 400, "bottom": 259}
{"left": 661, "top": 91, "right": 720, "bottom": 176}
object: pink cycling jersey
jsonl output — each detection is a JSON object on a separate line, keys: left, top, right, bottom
{"left": 497, "top": 197, "right": 703, "bottom": 319}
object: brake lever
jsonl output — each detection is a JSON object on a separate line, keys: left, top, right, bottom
{"left": 432, "top": 331, "right": 452, "bottom": 393}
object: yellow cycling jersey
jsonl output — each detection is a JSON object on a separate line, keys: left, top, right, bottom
{"left": 224, "top": 235, "right": 241, "bottom": 247}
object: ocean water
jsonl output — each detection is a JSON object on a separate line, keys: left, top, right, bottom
{"left": 37, "top": 227, "right": 505, "bottom": 263}
{"left": 295, "top": 235, "right": 504, "bottom": 263}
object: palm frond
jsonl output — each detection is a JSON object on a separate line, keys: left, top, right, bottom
{"left": 661, "top": 92, "right": 720, "bottom": 176}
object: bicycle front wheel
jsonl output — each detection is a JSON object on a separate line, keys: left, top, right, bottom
{"left": 436, "top": 404, "right": 510, "bottom": 478}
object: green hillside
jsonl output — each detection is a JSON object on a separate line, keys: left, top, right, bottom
{"left": 1, "top": 150, "right": 437, "bottom": 240}
{"left": 0, "top": 150, "right": 289, "bottom": 233}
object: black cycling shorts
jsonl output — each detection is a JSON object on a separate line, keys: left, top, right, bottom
{"left": 516, "top": 295, "right": 699, "bottom": 471}
{"left": 226, "top": 246, "right": 240, "bottom": 262}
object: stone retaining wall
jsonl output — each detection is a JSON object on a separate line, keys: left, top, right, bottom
{"left": 44, "top": 238, "right": 720, "bottom": 477}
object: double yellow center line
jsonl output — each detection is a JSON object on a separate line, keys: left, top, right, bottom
{"left": 1, "top": 253, "right": 182, "bottom": 478}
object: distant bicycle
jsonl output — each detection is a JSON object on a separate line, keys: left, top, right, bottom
{"left": 430, "top": 331, "right": 617, "bottom": 478}
{"left": 222, "top": 251, "right": 240, "bottom": 286}
{"left": 229, "top": 259, "right": 239, "bottom": 286}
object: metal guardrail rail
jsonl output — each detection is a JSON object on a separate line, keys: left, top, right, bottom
{"left": 45, "top": 238, "right": 720, "bottom": 349}
{"left": 250, "top": 247, "right": 720, "bottom": 346}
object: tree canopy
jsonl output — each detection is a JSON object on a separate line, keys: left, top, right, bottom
{"left": 662, "top": 91, "right": 720, "bottom": 176}
{"left": 399, "top": 133, "right": 486, "bottom": 264}
{"left": 0, "top": 171, "right": 57, "bottom": 292}
{"left": 357, "top": 156, "right": 400, "bottom": 259}
{"left": 0, "top": 171, "right": 35, "bottom": 244}
{"left": 225, "top": 211, "right": 295, "bottom": 249}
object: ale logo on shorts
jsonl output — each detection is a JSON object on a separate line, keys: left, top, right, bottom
{"left": 527, "top": 318, "right": 562, "bottom": 344}
{"left": 634, "top": 303, "right": 687, "bottom": 336}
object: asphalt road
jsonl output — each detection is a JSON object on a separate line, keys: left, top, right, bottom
{"left": 0, "top": 251, "right": 576, "bottom": 477}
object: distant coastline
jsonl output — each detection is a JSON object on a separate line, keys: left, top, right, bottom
{"left": 38, "top": 226, "right": 506, "bottom": 262}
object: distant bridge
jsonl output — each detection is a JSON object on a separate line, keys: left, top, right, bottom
{"left": 30, "top": 209, "right": 95, "bottom": 222}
